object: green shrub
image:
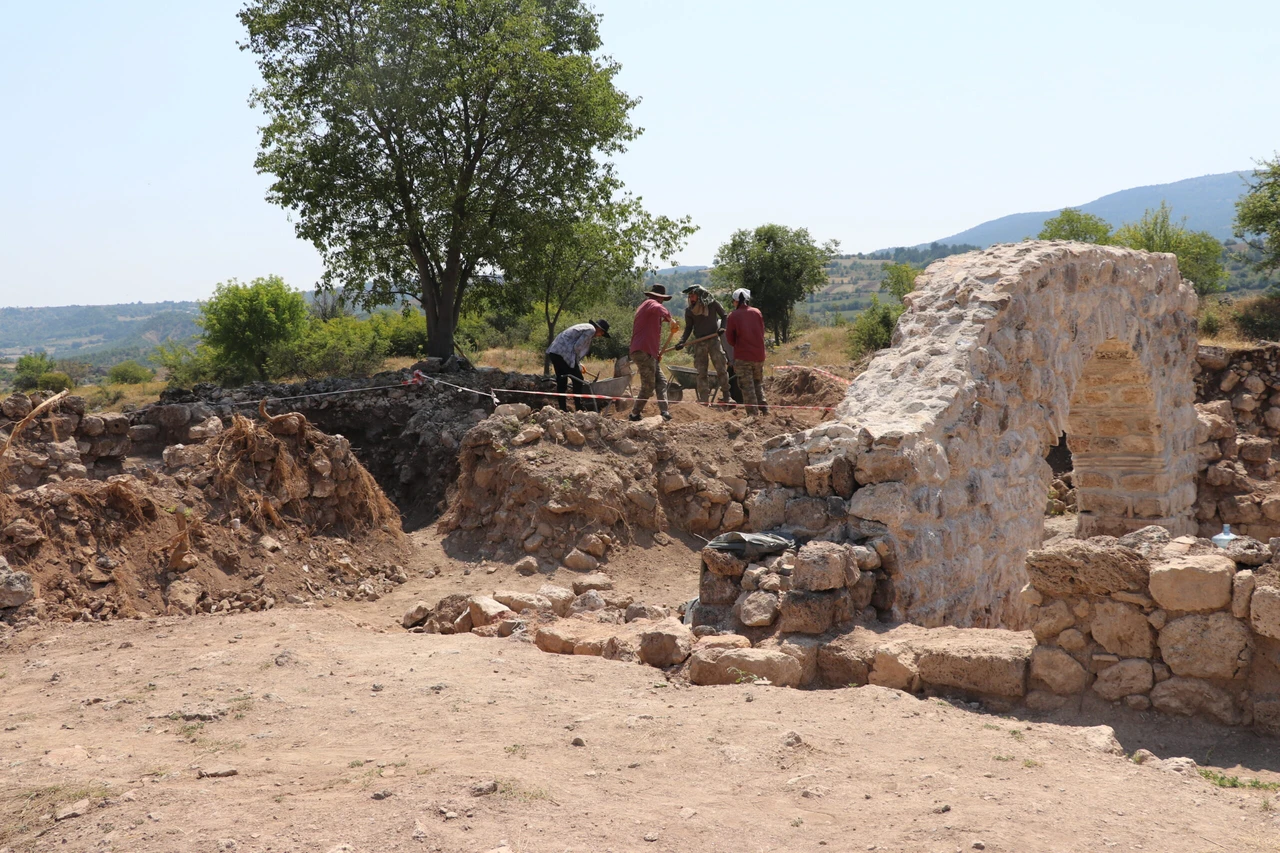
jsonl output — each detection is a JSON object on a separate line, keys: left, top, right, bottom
{"left": 107, "top": 360, "right": 155, "bottom": 384}
{"left": 1233, "top": 292, "right": 1280, "bottom": 342}
{"left": 374, "top": 309, "right": 429, "bottom": 358}
{"left": 846, "top": 296, "right": 905, "bottom": 359}
{"left": 35, "top": 371, "right": 74, "bottom": 392}
{"left": 268, "top": 316, "right": 388, "bottom": 379}
{"left": 1198, "top": 306, "right": 1222, "bottom": 338}
{"left": 153, "top": 341, "right": 216, "bottom": 389}
{"left": 13, "top": 351, "right": 56, "bottom": 391}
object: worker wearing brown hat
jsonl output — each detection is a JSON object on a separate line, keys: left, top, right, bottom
{"left": 628, "top": 284, "right": 678, "bottom": 421}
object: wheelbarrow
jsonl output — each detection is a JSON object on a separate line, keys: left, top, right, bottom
{"left": 666, "top": 365, "right": 699, "bottom": 403}
{"left": 583, "top": 373, "right": 632, "bottom": 412}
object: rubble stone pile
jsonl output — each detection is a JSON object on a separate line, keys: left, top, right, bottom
{"left": 1195, "top": 342, "right": 1280, "bottom": 437}
{"left": 158, "top": 367, "right": 545, "bottom": 527}
{"left": 1191, "top": 399, "right": 1280, "bottom": 541}
{"left": 2, "top": 393, "right": 409, "bottom": 628}
{"left": 438, "top": 404, "right": 777, "bottom": 563}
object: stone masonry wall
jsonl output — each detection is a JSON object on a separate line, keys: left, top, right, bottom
{"left": 750, "top": 243, "right": 1200, "bottom": 629}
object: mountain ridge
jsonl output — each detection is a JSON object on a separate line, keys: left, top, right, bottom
{"left": 928, "top": 171, "right": 1250, "bottom": 248}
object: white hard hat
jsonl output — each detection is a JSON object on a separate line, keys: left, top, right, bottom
{"left": 732, "top": 288, "right": 751, "bottom": 304}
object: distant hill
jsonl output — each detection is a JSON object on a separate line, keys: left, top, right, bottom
{"left": 932, "top": 171, "right": 1251, "bottom": 247}
{"left": 0, "top": 302, "right": 201, "bottom": 364}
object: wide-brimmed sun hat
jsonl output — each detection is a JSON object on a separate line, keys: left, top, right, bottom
{"left": 643, "top": 283, "right": 673, "bottom": 301}
{"left": 590, "top": 319, "right": 611, "bottom": 338}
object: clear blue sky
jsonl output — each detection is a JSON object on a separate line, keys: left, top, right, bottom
{"left": 2, "top": 0, "right": 1277, "bottom": 307}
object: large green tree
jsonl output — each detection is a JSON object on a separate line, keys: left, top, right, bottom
{"left": 1235, "top": 154, "right": 1280, "bottom": 273}
{"left": 495, "top": 197, "right": 695, "bottom": 370}
{"left": 200, "top": 276, "right": 309, "bottom": 383}
{"left": 1037, "top": 208, "right": 1113, "bottom": 244}
{"left": 240, "top": 0, "right": 638, "bottom": 359}
{"left": 710, "top": 225, "right": 838, "bottom": 343}
{"left": 1112, "top": 202, "right": 1225, "bottom": 297}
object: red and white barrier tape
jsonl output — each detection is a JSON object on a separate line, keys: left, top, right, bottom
{"left": 493, "top": 385, "right": 837, "bottom": 412}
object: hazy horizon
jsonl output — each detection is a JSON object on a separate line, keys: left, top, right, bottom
{"left": 2, "top": 0, "right": 1277, "bottom": 308}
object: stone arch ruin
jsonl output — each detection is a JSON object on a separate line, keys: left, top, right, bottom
{"left": 756, "top": 242, "right": 1200, "bottom": 628}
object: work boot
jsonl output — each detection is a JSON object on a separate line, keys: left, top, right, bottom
{"left": 628, "top": 413, "right": 642, "bottom": 422}
{"left": 661, "top": 411, "right": 673, "bottom": 421}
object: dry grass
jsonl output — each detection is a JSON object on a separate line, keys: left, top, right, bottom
{"left": 82, "top": 380, "right": 166, "bottom": 413}
{"left": 0, "top": 782, "right": 112, "bottom": 843}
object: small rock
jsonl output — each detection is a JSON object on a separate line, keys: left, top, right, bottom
{"left": 571, "top": 736, "right": 586, "bottom": 747}
{"left": 972, "top": 843, "right": 986, "bottom": 851}
{"left": 471, "top": 780, "right": 498, "bottom": 796}
{"left": 54, "top": 798, "right": 90, "bottom": 821}
{"left": 258, "top": 535, "right": 283, "bottom": 553}
{"left": 514, "top": 556, "right": 539, "bottom": 576}
{"left": 644, "top": 833, "right": 659, "bottom": 842}
{"left": 563, "top": 548, "right": 599, "bottom": 572}
{"left": 782, "top": 731, "right": 803, "bottom": 747}
{"left": 198, "top": 765, "right": 238, "bottom": 778}
{"left": 371, "top": 790, "right": 393, "bottom": 800}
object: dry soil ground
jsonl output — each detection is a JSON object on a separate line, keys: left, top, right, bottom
{"left": 6, "top": 524, "right": 1280, "bottom": 853}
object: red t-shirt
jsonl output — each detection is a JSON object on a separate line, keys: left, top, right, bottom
{"left": 725, "top": 306, "right": 766, "bottom": 362}
{"left": 630, "top": 297, "right": 673, "bottom": 357}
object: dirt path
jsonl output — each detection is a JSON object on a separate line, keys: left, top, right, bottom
{"left": 4, "top": 595, "right": 1280, "bottom": 853}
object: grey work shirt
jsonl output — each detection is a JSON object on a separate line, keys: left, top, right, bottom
{"left": 677, "top": 299, "right": 727, "bottom": 346}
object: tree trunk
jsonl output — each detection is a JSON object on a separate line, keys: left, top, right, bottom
{"left": 422, "top": 256, "right": 463, "bottom": 359}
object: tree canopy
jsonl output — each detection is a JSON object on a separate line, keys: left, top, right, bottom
{"left": 494, "top": 198, "right": 695, "bottom": 368}
{"left": 240, "top": 0, "right": 640, "bottom": 359}
{"left": 881, "top": 262, "right": 922, "bottom": 302}
{"left": 1235, "top": 154, "right": 1280, "bottom": 274}
{"left": 1036, "top": 208, "right": 1113, "bottom": 244}
{"left": 1111, "top": 202, "right": 1225, "bottom": 297}
{"left": 199, "top": 276, "right": 309, "bottom": 383}
{"left": 710, "top": 225, "right": 838, "bottom": 343}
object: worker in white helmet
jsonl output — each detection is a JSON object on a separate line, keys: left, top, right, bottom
{"left": 723, "top": 288, "right": 767, "bottom": 416}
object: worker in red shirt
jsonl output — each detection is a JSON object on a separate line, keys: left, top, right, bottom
{"left": 628, "top": 283, "right": 678, "bottom": 421}
{"left": 724, "top": 288, "right": 767, "bottom": 416}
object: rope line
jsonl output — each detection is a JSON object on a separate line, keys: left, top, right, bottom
{"left": 214, "top": 367, "right": 840, "bottom": 414}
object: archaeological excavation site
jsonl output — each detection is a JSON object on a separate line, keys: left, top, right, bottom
{"left": 8, "top": 241, "right": 1280, "bottom": 852}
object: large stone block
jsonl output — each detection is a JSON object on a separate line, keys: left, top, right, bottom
{"left": 1090, "top": 600, "right": 1154, "bottom": 658}
{"left": 638, "top": 618, "right": 694, "bottom": 668}
{"left": 699, "top": 569, "right": 740, "bottom": 607}
{"left": 1031, "top": 600, "right": 1075, "bottom": 642}
{"left": 791, "top": 541, "right": 847, "bottom": 591}
{"left": 816, "top": 632, "right": 873, "bottom": 687}
{"left": 1030, "top": 646, "right": 1089, "bottom": 695}
{"left": 1149, "top": 677, "right": 1241, "bottom": 725}
{"left": 1251, "top": 584, "right": 1280, "bottom": 640}
{"left": 1158, "top": 613, "right": 1250, "bottom": 680}
{"left": 688, "top": 648, "right": 803, "bottom": 687}
{"left": 745, "top": 488, "right": 787, "bottom": 531}
{"left": 1148, "top": 554, "right": 1234, "bottom": 612}
{"left": 912, "top": 628, "right": 1035, "bottom": 698}
{"left": 734, "top": 590, "right": 779, "bottom": 627}
{"left": 761, "top": 446, "right": 807, "bottom": 487}
{"left": 777, "top": 590, "right": 837, "bottom": 634}
{"left": 1092, "top": 659, "right": 1154, "bottom": 701}
{"left": 1024, "top": 539, "right": 1149, "bottom": 597}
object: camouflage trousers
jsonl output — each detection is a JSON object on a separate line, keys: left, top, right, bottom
{"left": 691, "top": 338, "right": 731, "bottom": 404}
{"left": 629, "top": 350, "right": 669, "bottom": 416}
{"left": 736, "top": 360, "right": 766, "bottom": 415}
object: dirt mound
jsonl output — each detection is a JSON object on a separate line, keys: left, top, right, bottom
{"left": 2, "top": 408, "right": 409, "bottom": 627}
{"left": 766, "top": 365, "right": 851, "bottom": 409}
{"left": 438, "top": 404, "right": 801, "bottom": 566}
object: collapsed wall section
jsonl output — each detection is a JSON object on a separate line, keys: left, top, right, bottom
{"left": 752, "top": 242, "right": 1200, "bottom": 629}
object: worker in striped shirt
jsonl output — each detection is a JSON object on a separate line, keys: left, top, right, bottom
{"left": 545, "top": 319, "right": 610, "bottom": 411}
